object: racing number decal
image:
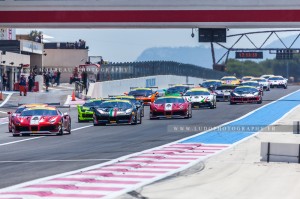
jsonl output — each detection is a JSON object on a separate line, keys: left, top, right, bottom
{"left": 30, "top": 116, "right": 40, "bottom": 125}
{"left": 165, "top": 103, "right": 173, "bottom": 111}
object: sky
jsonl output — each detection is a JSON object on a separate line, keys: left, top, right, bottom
{"left": 17, "top": 28, "right": 300, "bottom": 63}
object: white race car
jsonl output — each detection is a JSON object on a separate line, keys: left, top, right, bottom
{"left": 183, "top": 88, "right": 216, "bottom": 109}
{"left": 251, "top": 77, "right": 270, "bottom": 91}
{"left": 268, "top": 76, "right": 288, "bottom": 89}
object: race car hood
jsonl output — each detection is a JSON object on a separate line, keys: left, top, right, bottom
{"left": 15, "top": 115, "right": 61, "bottom": 125}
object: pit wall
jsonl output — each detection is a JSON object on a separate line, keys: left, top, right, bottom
{"left": 88, "top": 75, "right": 204, "bottom": 98}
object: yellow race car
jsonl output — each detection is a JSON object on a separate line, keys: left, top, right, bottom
{"left": 221, "top": 76, "right": 240, "bottom": 85}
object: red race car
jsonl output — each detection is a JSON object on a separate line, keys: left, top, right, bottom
{"left": 7, "top": 103, "right": 48, "bottom": 132}
{"left": 150, "top": 96, "right": 192, "bottom": 119}
{"left": 11, "top": 106, "right": 71, "bottom": 136}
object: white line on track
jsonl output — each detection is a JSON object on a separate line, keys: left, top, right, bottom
{"left": 0, "top": 159, "right": 113, "bottom": 163}
{"left": 0, "top": 93, "right": 13, "bottom": 107}
{"left": 0, "top": 137, "right": 44, "bottom": 146}
{"left": 0, "top": 125, "right": 93, "bottom": 147}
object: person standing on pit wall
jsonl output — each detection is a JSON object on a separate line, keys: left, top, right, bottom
{"left": 2, "top": 73, "right": 8, "bottom": 91}
{"left": 28, "top": 73, "right": 34, "bottom": 92}
{"left": 56, "top": 69, "right": 61, "bottom": 86}
{"left": 19, "top": 75, "right": 27, "bottom": 96}
{"left": 44, "top": 72, "right": 50, "bottom": 92}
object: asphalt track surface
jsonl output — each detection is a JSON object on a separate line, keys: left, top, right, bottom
{"left": 0, "top": 86, "right": 299, "bottom": 189}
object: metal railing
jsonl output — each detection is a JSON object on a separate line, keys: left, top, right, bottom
{"left": 97, "top": 61, "right": 227, "bottom": 82}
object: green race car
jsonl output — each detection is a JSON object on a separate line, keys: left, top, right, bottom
{"left": 164, "top": 84, "right": 193, "bottom": 97}
{"left": 77, "top": 99, "right": 104, "bottom": 122}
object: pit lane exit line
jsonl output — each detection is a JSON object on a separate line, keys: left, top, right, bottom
{"left": 0, "top": 125, "right": 93, "bottom": 147}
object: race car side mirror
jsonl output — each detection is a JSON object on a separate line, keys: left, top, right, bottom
{"left": 136, "top": 104, "right": 141, "bottom": 108}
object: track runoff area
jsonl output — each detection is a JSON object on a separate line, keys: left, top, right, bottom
{"left": 0, "top": 86, "right": 299, "bottom": 199}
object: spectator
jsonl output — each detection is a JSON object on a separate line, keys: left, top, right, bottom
{"left": 56, "top": 69, "right": 61, "bottom": 86}
{"left": 44, "top": 72, "right": 50, "bottom": 92}
{"left": 28, "top": 74, "right": 34, "bottom": 92}
{"left": 19, "top": 75, "right": 27, "bottom": 96}
{"left": 2, "top": 73, "right": 8, "bottom": 91}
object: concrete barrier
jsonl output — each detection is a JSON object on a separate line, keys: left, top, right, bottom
{"left": 261, "top": 142, "right": 300, "bottom": 163}
{"left": 87, "top": 75, "right": 204, "bottom": 98}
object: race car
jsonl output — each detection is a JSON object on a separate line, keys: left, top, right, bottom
{"left": 220, "top": 76, "right": 240, "bottom": 85}
{"left": 183, "top": 88, "right": 216, "bottom": 109}
{"left": 268, "top": 76, "right": 288, "bottom": 89}
{"left": 108, "top": 95, "right": 144, "bottom": 117}
{"left": 240, "top": 76, "right": 254, "bottom": 83}
{"left": 7, "top": 103, "right": 48, "bottom": 132}
{"left": 77, "top": 99, "right": 104, "bottom": 122}
{"left": 126, "top": 87, "right": 158, "bottom": 105}
{"left": 240, "top": 81, "right": 264, "bottom": 95}
{"left": 230, "top": 86, "right": 262, "bottom": 104}
{"left": 260, "top": 74, "right": 274, "bottom": 80}
{"left": 200, "top": 80, "right": 222, "bottom": 91}
{"left": 164, "top": 84, "right": 194, "bottom": 97}
{"left": 150, "top": 96, "right": 192, "bottom": 119}
{"left": 250, "top": 77, "right": 270, "bottom": 91}
{"left": 11, "top": 106, "right": 71, "bottom": 136}
{"left": 92, "top": 99, "right": 142, "bottom": 126}
{"left": 214, "top": 84, "right": 238, "bottom": 102}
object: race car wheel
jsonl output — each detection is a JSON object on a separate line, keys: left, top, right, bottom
{"left": 78, "top": 116, "right": 83, "bottom": 123}
{"left": 57, "top": 123, "right": 63, "bottom": 136}
{"left": 8, "top": 125, "right": 12, "bottom": 133}
{"left": 67, "top": 120, "right": 71, "bottom": 134}
{"left": 138, "top": 114, "right": 142, "bottom": 124}
{"left": 267, "top": 87, "right": 270, "bottom": 91}
{"left": 284, "top": 85, "right": 287, "bottom": 89}
{"left": 131, "top": 115, "right": 137, "bottom": 125}
{"left": 230, "top": 101, "right": 236, "bottom": 105}
{"left": 189, "top": 110, "right": 192, "bottom": 118}
{"left": 93, "top": 117, "right": 100, "bottom": 126}
{"left": 257, "top": 98, "right": 263, "bottom": 104}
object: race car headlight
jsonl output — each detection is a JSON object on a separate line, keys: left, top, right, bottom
{"left": 125, "top": 109, "right": 133, "bottom": 115}
{"left": 49, "top": 118, "right": 57, "bottom": 124}
{"left": 254, "top": 92, "right": 259, "bottom": 96}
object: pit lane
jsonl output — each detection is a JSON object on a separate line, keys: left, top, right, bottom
{"left": 0, "top": 86, "right": 298, "bottom": 189}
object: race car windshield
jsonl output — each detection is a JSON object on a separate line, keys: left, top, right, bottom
{"left": 201, "top": 81, "right": 222, "bottom": 88}
{"left": 100, "top": 102, "right": 132, "bottom": 110}
{"left": 184, "top": 91, "right": 211, "bottom": 96}
{"left": 242, "top": 78, "right": 252, "bottom": 81}
{"left": 269, "top": 77, "right": 284, "bottom": 80}
{"left": 21, "top": 109, "right": 58, "bottom": 116}
{"left": 128, "top": 90, "right": 152, "bottom": 96}
{"left": 234, "top": 87, "right": 258, "bottom": 93}
{"left": 252, "top": 79, "right": 266, "bottom": 82}
{"left": 241, "top": 82, "right": 259, "bottom": 87}
{"left": 83, "top": 100, "right": 103, "bottom": 107}
{"left": 166, "top": 86, "right": 188, "bottom": 94}
{"left": 15, "top": 107, "right": 26, "bottom": 113}
{"left": 221, "top": 77, "right": 237, "bottom": 80}
{"left": 216, "top": 85, "right": 236, "bottom": 90}
{"left": 155, "top": 98, "right": 185, "bottom": 104}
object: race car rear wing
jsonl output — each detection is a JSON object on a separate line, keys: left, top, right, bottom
{"left": 130, "top": 86, "right": 158, "bottom": 90}
{"left": 168, "top": 84, "right": 194, "bottom": 87}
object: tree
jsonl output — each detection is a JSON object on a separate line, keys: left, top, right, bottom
{"left": 28, "top": 30, "right": 42, "bottom": 42}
